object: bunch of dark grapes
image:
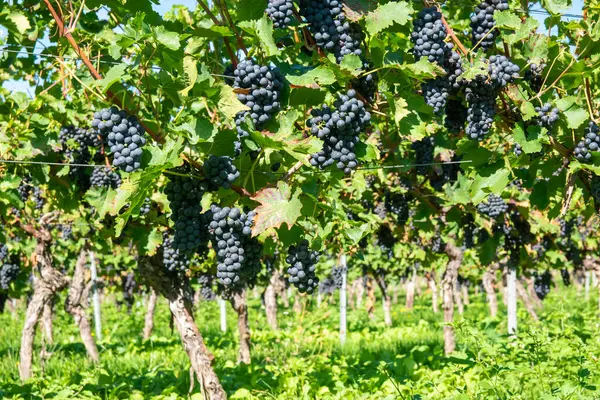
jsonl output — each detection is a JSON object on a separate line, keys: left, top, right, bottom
{"left": 140, "top": 197, "right": 152, "bottom": 216}
{"left": 32, "top": 187, "right": 44, "bottom": 210}
{"left": 162, "top": 232, "right": 192, "bottom": 273}
{"left": 444, "top": 99, "right": 468, "bottom": 133}
{"left": 465, "top": 90, "right": 496, "bottom": 140}
{"left": 532, "top": 236, "right": 551, "bottom": 259}
{"left": 65, "top": 147, "right": 92, "bottom": 190}
{"left": 412, "top": 136, "right": 435, "bottom": 175}
{"left": 351, "top": 60, "right": 378, "bottom": 101}
{"left": 61, "top": 224, "right": 73, "bottom": 240}
{"left": 318, "top": 276, "right": 335, "bottom": 296}
{"left": 385, "top": 192, "right": 410, "bottom": 224}
{"left": 470, "top": 0, "right": 509, "bottom": 51}
{"left": 331, "top": 266, "right": 346, "bottom": 289}
{"left": 561, "top": 269, "right": 571, "bottom": 286}
{"left": 462, "top": 214, "right": 476, "bottom": 249}
{"left": 376, "top": 225, "right": 396, "bottom": 258}
{"left": 525, "top": 62, "right": 546, "bottom": 92}
{"left": 231, "top": 60, "right": 283, "bottom": 155}
{"left": 574, "top": 121, "right": 600, "bottom": 163}
{"left": 208, "top": 205, "right": 263, "bottom": 288}
{"left": 266, "top": 0, "right": 294, "bottom": 28}
{"left": 0, "top": 245, "right": 8, "bottom": 262}
{"left": 17, "top": 176, "right": 32, "bottom": 201}
{"left": 590, "top": 174, "right": 600, "bottom": 204}
{"left": 476, "top": 194, "right": 508, "bottom": 218}
{"left": 513, "top": 143, "right": 523, "bottom": 156}
{"left": 422, "top": 79, "right": 448, "bottom": 114}
{"left": 90, "top": 167, "right": 122, "bottom": 189}
{"left": 59, "top": 125, "right": 100, "bottom": 148}
{"left": 121, "top": 273, "right": 136, "bottom": 314}
{"left": 91, "top": 107, "right": 147, "bottom": 172}
{"left": 430, "top": 155, "right": 461, "bottom": 191}
{"left": 164, "top": 168, "right": 211, "bottom": 252}
{"left": 198, "top": 274, "right": 215, "bottom": 300}
{"left": 488, "top": 55, "right": 520, "bottom": 88}
{"left": 308, "top": 89, "right": 371, "bottom": 174}
{"left": 533, "top": 104, "right": 559, "bottom": 129}
{"left": 0, "top": 258, "right": 19, "bottom": 290}
{"left": 411, "top": 7, "right": 447, "bottom": 65}
{"left": 431, "top": 233, "right": 446, "bottom": 253}
{"left": 299, "top": 0, "right": 363, "bottom": 62}
{"left": 285, "top": 239, "right": 319, "bottom": 294}
{"left": 533, "top": 270, "right": 552, "bottom": 300}
{"left": 444, "top": 46, "right": 464, "bottom": 92}
{"left": 203, "top": 155, "right": 240, "bottom": 189}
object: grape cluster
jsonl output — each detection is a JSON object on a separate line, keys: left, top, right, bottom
{"left": 376, "top": 226, "right": 396, "bottom": 254}
{"left": 411, "top": 7, "right": 447, "bottom": 65}
{"left": 444, "top": 99, "right": 468, "bottom": 133}
{"left": 32, "top": 186, "right": 44, "bottom": 210}
{"left": 591, "top": 174, "right": 600, "bottom": 204}
{"left": 91, "top": 107, "right": 147, "bottom": 172}
{"left": 432, "top": 233, "right": 446, "bottom": 253}
{"left": 488, "top": 55, "right": 520, "bottom": 89}
{"left": 318, "top": 276, "right": 335, "bottom": 296}
{"left": 465, "top": 84, "right": 496, "bottom": 140}
{"left": 0, "top": 257, "right": 19, "bottom": 291}
{"left": 534, "top": 103, "right": 559, "bottom": 129}
{"left": 525, "top": 62, "right": 546, "bottom": 92}
{"left": 61, "top": 224, "right": 73, "bottom": 240}
{"left": 164, "top": 168, "right": 211, "bottom": 252}
{"left": 561, "top": 269, "right": 571, "bottom": 286}
{"left": 162, "top": 232, "right": 192, "bottom": 273}
{"left": 232, "top": 60, "right": 283, "bottom": 155}
{"left": 299, "top": 0, "right": 363, "bottom": 62}
{"left": 0, "top": 245, "right": 8, "bottom": 261}
{"left": 65, "top": 147, "right": 92, "bottom": 190}
{"left": 59, "top": 125, "right": 100, "bottom": 148}
{"left": 412, "top": 136, "right": 435, "bottom": 175}
{"left": 430, "top": 156, "right": 461, "bottom": 191}
{"left": 308, "top": 89, "right": 371, "bottom": 174}
{"left": 121, "top": 273, "right": 136, "bottom": 314}
{"left": 532, "top": 236, "right": 552, "bottom": 259}
{"left": 285, "top": 239, "right": 319, "bottom": 294}
{"left": 533, "top": 270, "right": 552, "bottom": 300}
{"left": 331, "top": 266, "right": 346, "bottom": 289}
{"left": 90, "top": 167, "right": 122, "bottom": 189}
{"left": 266, "top": 0, "right": 294, "bottom": 28}
{"left": 513, "top": 143, "right": 523, "bottom": 156}
{"left": 208, "top": 205, "right": 263, "bottom": 287}
{"left": 198, "top": 274, "right": 215, "bottom": 300}
{"left": 422, "top": 78, "right": 448, "bottom": 114}
{"left": 470, "top": 0, "right": 509, "bottom": 51}
{"left": 574, "top": 121, "right": 600, "bottom": 163}
{"left": 476, "top": 194, "right": 508, "bottom": 218}
{"left": 462, "top": 214, "right": 476, "bottom": 249}
{"left": 385, "top": 192, "right": 410, "bottom": 224}
{"left": 444, "top": 47, "right": 465, "bottom": 92}
{"left": 17, "top": 176, "right": 32, "bottom": 201}
{"left": 140, "top": 197, "right": 152, "bottom": 216}
{"left": 203, "top": 155, "right": 240, "bottom": 190}
{"left": 351, "top": 61, "right": 378, "bottom": 101}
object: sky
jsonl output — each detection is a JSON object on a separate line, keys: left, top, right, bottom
{"left": 0, "top": 0, "right": 586, "bottom": 96}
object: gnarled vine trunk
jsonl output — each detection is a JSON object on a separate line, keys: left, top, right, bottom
{"left": 41, "top": 303, "right": 54, "bottom": 345}
{"left": 405, "top": 269, "right": 416, "bottom": 310}
{"left": 482, "top": 264, "right": 498, "bottom": 318}
{"left": 264, "top": 270, "right": 279, "bottom": 330}
{"left": 524, "top": 277, "right": 543, "bottom": 309}
{"left": 64, "top": 247, "right": 100, "bottom": 363}
{"left": 19, "top": 213, "right": 69, "bottom": 381}
{"left": 454, "top": 281, "right": 464, "bottom": 315}
{"left": 374, "top": 272, "right": 392, "bottom": 327}
{"left": 365, "top": 276, "right": 376, "bottom": 318}
{"left": 442, "top": 242, "right": 463, "bottom": 355}
{"left": 461, "top": 284, "right": 470, "bottom": 305}
{"left": 139, "top": 253, "right": 226, "bottom": 400}
{"left": 515, "top": 279, "right": 538, "bottom": 321}
{"left": 230, "top": 289, "right": 251, "bottom": 364}
{"left": 143, "top": 287, "right": 157, "bottom": 340}
{"left": 427, "top": 272, "right": 439, "bottom": 313}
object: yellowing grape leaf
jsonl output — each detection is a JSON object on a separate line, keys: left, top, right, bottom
{"left": 251, "top": 181, "right": 302, "bottom": 236}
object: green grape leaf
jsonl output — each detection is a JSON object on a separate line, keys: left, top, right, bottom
{"left": 286, "top": 66, "right": 337, "bottom": 87}
{"left": 95, "top": 64, "right": 130, "bottom": 92}
{"left": 364, "top": 1, "right": 412, "bottom": 36}
{"left": 563, "top": 107, "right": 588, "bottom": 129}
{"left": 514, "top": 124, "right": 543, "bottom": 153}
{"left": 218, "top": 84, "right": 250, "bottom": 121}
{"left": 239, "top": 16, "right": 280, "bottom": 57}
{"left": 153, "top": 26, "right": 180, "bottom": 50}
{"left": 251, "top": 181, "right": 303, "bottom": 236}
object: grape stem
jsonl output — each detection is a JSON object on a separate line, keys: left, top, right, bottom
{"left": 42, "top": 0, "right": 165, "bottom": 144}
{"left": 196, "top": 0, "right": 239, "bottom": 66}
{"left": 433, "top": 4, "right": 468, "bottom": 56}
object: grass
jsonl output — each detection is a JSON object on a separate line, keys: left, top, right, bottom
{"left": 1, "top": 283, "right": 600, "bottom": 399}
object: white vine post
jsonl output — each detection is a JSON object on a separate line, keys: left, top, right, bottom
{"left": 507, "top": 265, "right": 517, "bottom": 336}
{"left": 585, "top": 271, "right": 591, "bottom": 301}
{"left": 339, "top": 253, "right": 347, "bottom": 346}
{"left": 89, "top": 251, "right": 102, "bottom": 341}
{"left": 219, "top": 297, "right": 227, "bottom": 332}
